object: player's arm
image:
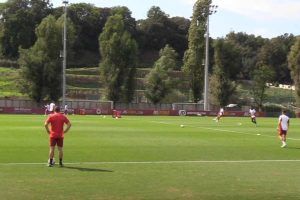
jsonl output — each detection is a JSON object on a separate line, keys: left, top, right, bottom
{"left": 64, "top": 122, "right": 71, "bottom": 134}
{"left": 277, "top": 118, "right": 282, "bottom": 131}
{"left": 44, "top": 121, "right": 50, "bottom": 134}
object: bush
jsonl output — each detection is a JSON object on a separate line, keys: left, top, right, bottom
{"left": 263, "top": 103, "right": 296, "bottom": 118}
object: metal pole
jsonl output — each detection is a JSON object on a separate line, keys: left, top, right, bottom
{"left": 203, "top": 5, "right": 217, "bottom": 111}
{"left": 62, "top": 1, "right": 68, "bottom": 107}
{"left": 204, "top": 16, "right": 209, "bottom": 111}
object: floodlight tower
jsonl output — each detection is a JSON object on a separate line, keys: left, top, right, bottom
{"left": 204, "top": 4, "right": 217, "bottom": 111}
{"left": 62, "top": 0, "right": 68, "bottom": 107}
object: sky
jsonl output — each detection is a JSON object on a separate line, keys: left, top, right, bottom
{"left": 1, "top": 0, "right": 300, "bottom": 38}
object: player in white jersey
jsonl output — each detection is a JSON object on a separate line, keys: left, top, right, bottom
{"left": 49, "top": 102, "right": 55, "bottom": 113}
{"left": 214, "top": 107, "right": 224, "bottom": 122}
{"left": 64, "top": 104, "right": 68, "bottom": 115}
{"left": 278, "top": 110, "right": 289, "bottom": 148}
{"left": 249, "top": 107, "right": 257, "bottom": 125}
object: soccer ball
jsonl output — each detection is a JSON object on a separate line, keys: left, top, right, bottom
{"left": 180, "top": 124, "right": 184, "bottom": 128}
{"left": 48, "top": 158, "right": 55, "bottom": 165}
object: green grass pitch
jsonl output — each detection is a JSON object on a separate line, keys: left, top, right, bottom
{"left": 1, "top": 114, "right": 300, "bottom": 200}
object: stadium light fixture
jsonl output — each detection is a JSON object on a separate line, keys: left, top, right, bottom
{"left": 62, "top": 0, "right": 68, "bottom": 107}
{"left": 204, "top": 4, "right": 217, "bottom": 111}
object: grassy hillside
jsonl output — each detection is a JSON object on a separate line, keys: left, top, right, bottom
{"left": 0, "top": 66, "right": 296, "bottom": 105}
{"left": 237, "top": 80, "right": 295, "bottom": 105}
{"left": 0, "top": 67, "right": 25, "bottom": 97}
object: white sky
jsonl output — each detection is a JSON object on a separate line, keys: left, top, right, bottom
{"left": 0, "top": 0, "right": 299, "bottom": 38}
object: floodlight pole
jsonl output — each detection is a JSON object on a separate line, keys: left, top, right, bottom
{"left": 203, "top": 16, "right": 209, "bottom": 111}
{"left": 62, "top": 0, "right": 68, "bottom": 107}
{"left": 204, "top": 5, "right": 217, "bottom": 111}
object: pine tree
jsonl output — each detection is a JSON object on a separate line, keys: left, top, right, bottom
{"left": 183, "top": 0, "right": 211, "bottom": 102}
{"left": 99, "top": 14, "right": 138, "bottom": 103}
{"left": 145, "top": 45, "right": 178, "bottom": 104}
{"left": 18, "top": 15, "right": 75, "bottom": 102}
{"left": 210, "top": 39, "right": 236, "bottom": 107}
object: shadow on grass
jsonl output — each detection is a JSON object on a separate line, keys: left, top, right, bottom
{"left": 286, "top": 146, "right": 300, "bottom": 150}
{"left": 63, "top": 166, "right": 113, "bottom": 172}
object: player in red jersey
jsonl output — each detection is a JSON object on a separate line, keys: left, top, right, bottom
{"left": 45, "top": 106, "right": 71, "bottom": 167}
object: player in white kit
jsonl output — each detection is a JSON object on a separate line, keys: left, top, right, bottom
{"left": 249, "top": 107, "right": 257, "bottom": 125}
{"left": 278, "top": 110, "right": 289, "bottom": 148}
{"left": 49, "top": 102, "right": 55, "bottom": 114}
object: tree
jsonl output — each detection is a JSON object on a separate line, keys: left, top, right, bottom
{"left": 209, "top": 39, "right": 236, "bottom": 107}
{"left": 183, "top": 0, "right": 211, "bottom": 102}
{"left": 288, "top": 37, "right": 300, "bottom": 106}
{"left": 225, "top": 32, "right": 266, "bottom": 80}
{"left": 136, "top": 6, "right": 189, "bottom": 60}
{"left": 64, "top": 4, "right": 112, "bottom": 67}
{"left": 111, "top": 6, "right": 136, "bottom": 36}
{"left": 137, "top": 6, "right": 169, "bottom": 51}
{"left": 250, "top": 65, "right": 275, "bottom": 110}
{"left": 18, "top": 14, "right": 75, "bottom": 102}
{"left": 145, "top": 45, "right": 178, "bottom": 104}
{"left": 0, "top": 0, "right": 52, "bottom": 58}
{"left": 257, "top": 34, "right": 295, "bottom": 84}
{"left": 99, "top": 14, "right": 138, "bottom": 103}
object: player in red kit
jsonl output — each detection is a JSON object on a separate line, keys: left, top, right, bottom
{"left": 45, "top": 106, "right": 71, "bottom": 167}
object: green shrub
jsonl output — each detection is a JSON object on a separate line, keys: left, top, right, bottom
{"left": 263, "top": 103, "right": 296, "bottom": 118}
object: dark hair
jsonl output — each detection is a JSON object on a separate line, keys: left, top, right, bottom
{"left": 54, "top": 106, "right": 60, "bottom": 112}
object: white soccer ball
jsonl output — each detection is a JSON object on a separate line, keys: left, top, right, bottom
{"left": 180, "top": 124, "right": 184, "bottom": 128}
{"left": 115, "top": 117, "right": 118, "bottom": 119}
{"left": 238, "top": 122, "right": 242, "bottom": 126}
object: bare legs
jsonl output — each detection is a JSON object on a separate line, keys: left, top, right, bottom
{"left": 48, "top": 146, "right": 64, "bottom": 166}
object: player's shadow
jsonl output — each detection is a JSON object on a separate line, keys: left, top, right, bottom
{"left": 286, "top": 146, "right": 300, "bottom": 150}
{"left": 63, "top": 166, "right": 113, "bottom": 172}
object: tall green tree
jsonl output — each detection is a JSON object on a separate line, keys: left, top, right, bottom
{"left": 257, "top": 34, "right": 295, "bottom": 84}
{"left": 225, "top": 32, "right": 266, "bottom": 80}
{"left": 209, "top": 39, "right": 236, "bottom": 107}
{"left": 288, "top": 37, "right": 300, "bottom": 105}
{"left": 0, "top": 0, "right": 52, "bottom": 58}
{"left": 250, "top": 65, "right": 275, "bottom": 110}
{"left": 137, "top": 6, "right": 170, "bottom": 52}
{"left": 183, "top": 0, "right": 211, "bottom": 102}
{"left": 137, "top": 6, "right": 189, "bottom": 60}
{"left": 67, "top": 3, "right": 102, "bottom": 66}
{"left": 145, "top": 45, "right": 178, "bottom": 104}
{"left": 99, "top": 14, "right": 138, "bottom": 103}
{"left": 18, "top": 14, "right": 75, "bottom": 102}
{"left": 111, "top": 6, "right": 136, "bottom": 36}
{"left": 62, "top": 4, "right": 112, "bottom": 67}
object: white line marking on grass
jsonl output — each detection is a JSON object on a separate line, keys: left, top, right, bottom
{"left": 150, "top": 121, "right": 300, "bottom": 141}
{"left": 1, "top": 160, "right": 300, "bottom": 166}
{"left": 75, "top": 160, "right": 300, "bottom": 164}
